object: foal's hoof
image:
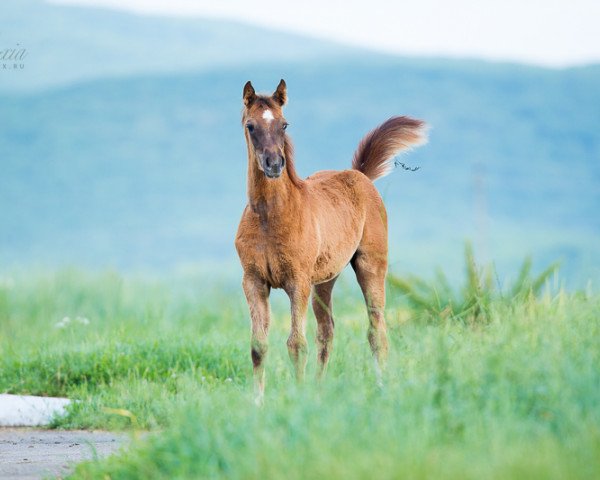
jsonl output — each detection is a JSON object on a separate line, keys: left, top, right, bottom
{"left": 254, "top": 393, "right": 264, "bottom": 407}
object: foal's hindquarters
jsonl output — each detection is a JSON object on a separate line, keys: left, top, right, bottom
{"left": 350, "top": 184, "right": 390, "bottom": 382}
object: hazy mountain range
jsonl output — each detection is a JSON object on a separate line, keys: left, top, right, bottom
{"left": 1, "top": 0, "right": 599, "bottom": 286}
{"left": 1, "top": 0, "right": 360, "bottom": 92}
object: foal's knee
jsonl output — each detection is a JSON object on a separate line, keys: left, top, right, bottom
{"left": 316, "top": 321, "right": 334, "bottom": 346}
{"left": 251, "top": 339, "right": 268, "bottom": 367}
{"left": 286, "top": 334, "right": 308, "bottom": 357}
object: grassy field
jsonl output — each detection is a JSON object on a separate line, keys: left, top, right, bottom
{"left": 0, "top": 263, "right": 599, "bottom": 479}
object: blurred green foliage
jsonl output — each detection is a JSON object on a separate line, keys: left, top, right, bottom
{"left": 388, "top": 243, "right": 559, "bottom": 323}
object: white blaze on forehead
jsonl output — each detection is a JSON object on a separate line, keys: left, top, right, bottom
{"left": 262, "top": 109, "right": 275, "bottom": 122}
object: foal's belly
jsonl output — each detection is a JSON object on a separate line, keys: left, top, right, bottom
{"left": 258, "top": 236, "right": 358, "bottom": 288}
{"left": 311, "top": 236, "right": 361, "bottom": 285}
{"left": 309, "top": 202, "right": 364, "bottom": 284}
{"left": 311, "top": 260, "right": 348, "bottom": 285}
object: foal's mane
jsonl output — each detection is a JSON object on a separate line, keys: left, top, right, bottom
{"left": 283, "top": 136, "right": 304, "bottom": 189}
{"left": 245, "top": 95, "right": 304, "bottom": 189}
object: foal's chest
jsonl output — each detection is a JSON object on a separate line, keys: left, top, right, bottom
{"left": 236, "top": 209, "right": 310, "bottom": 289}
{"left": 242, "top": 239, "right": 301, "bottom": 289}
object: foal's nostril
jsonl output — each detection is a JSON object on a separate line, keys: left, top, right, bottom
{"left": 266, "top": 157, "right": 273, "bottom": 168}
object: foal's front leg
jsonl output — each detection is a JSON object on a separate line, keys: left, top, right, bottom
{"left": 285, "top": 279, "right": 311, "bottom": 382}
{"left": 242, "top": 274, "right": 271, "bottom": 405}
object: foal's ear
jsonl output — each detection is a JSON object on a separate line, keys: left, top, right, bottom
{"left": 243, "top": 81, "right": 256, "bottom": 106}
{"left": 272, "top": 79, "right": 287, "bottom": 106}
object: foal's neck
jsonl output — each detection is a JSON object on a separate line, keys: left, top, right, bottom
{"left": 247, "top": 149, "right": 301, "bottom": 217}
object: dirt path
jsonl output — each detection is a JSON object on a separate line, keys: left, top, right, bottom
{"left": 0, "top": 428, "right": 126, "bottom": 479}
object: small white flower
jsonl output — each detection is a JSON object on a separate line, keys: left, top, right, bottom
{"left": 76, "top": 316, "right": 90, "bottom": 325}
{"left": 55, "top": 316, "right": 71, "bottom": 329}
{"left": 225, "top": 378, "right": 233, "bottom": 383}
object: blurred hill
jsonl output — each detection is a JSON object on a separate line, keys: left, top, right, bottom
{"left": 1, "top": 1, "right": 599, "bottom": 285}
{"left": 0, "top": 0, "right": 357, "bottom": 92}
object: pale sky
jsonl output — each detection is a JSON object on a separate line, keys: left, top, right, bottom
{"left": 51, "top": 0, "right": 600, "bottom": 67}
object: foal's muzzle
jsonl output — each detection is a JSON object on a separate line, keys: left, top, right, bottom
{"left": 261, "top": 153, "right": 285, "bottom": 179}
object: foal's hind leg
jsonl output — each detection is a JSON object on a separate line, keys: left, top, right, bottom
{"left": 242, "top": 274, "right": 271, "bottom": 405}
{"left": 351, "top": 250, "right": 389, "bottom": 383}
{"left": 312, "top": 276, "right": 338, "bottom": 379}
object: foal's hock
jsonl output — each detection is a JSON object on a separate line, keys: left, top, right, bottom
{"left": 235, "top": 79, "right": 427, "bottom": 403}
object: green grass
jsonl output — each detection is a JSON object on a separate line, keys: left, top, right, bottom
{"left": 0, "top": 267, "right": 599, "bottom": 479}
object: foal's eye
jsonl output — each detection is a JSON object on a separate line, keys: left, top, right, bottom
{"left": 282, "top": 123, "right": 289, "bottom": 131}
{"left": 246, "top": 123, "right": 255, "bottom": 133}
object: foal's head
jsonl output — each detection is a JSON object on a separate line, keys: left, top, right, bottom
{"left": 242, "top": 79, "right": 289, "bottom": 179}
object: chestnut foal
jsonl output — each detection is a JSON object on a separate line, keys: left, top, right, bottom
{"left": 235, "top": 80, "right": 426, "bottom": 403}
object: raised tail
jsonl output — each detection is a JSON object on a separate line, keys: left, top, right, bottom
{"left": 352, "top": 116, "right": 427, "bottom": 181}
